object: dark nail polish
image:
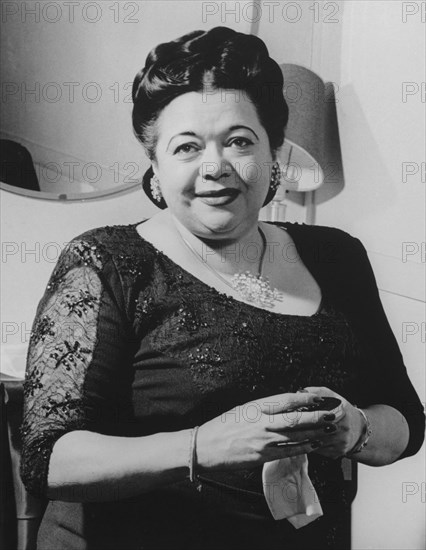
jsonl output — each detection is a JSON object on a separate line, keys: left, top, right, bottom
{"left": 323, "top": 414, "right": 336, "bottom": 422}
{"left": 324, "top": 424, "right": 337, "bottom": 433}
{"left": 311, "top": 441, "right": 321, "bottom": 449}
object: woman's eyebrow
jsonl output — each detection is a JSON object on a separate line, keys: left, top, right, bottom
{"left": 227, "top": 125, "right": 259, "bottom": 140}
{"left": 166, "top": 125, "right": 259, "bottom": 150}
{"left": 167, "top": 131, "right": 197, "bottom": 150}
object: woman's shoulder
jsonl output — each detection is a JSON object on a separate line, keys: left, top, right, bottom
{"left": 276, "top": 221, "right": 359, "bottom": 242}
{"left": 270, "top": 222, "right": 370, "bottom": 276}
{"left": 271, "top": 222, "right": 376, "bottom": 297}
{"left": 62, "top": 221, "right": 165, "bottom": 289}
{"left": 70, "top": 221, "right": 143, "bottom": 246}
{"left": 50, "top": 221, "right": 155, "bottom": 281}
{"left": 274, "top": 221, "right": 364, "bottom": 253}
{"left": 65, "top": 221, "right": 153, "bottom": 258}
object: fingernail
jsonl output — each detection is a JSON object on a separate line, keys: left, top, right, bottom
{"left": 324, "top": 424, "right": 337, "bottom": 433}
{"left": 311, "top": 440, "right": 321, "bottom": 449}
{"left": 323, "top": 414, "right": 336, "bottom": 422}
{"left": 297, "top": 388, "right": 309, "bottom": 393}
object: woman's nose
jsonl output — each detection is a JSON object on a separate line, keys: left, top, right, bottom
{"left": 200, "top": 145, "right": 231, "bottom": 180}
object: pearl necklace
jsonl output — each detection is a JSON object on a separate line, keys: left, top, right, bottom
{"left": 178, "top": 226, "right": 283, "bottom": 309}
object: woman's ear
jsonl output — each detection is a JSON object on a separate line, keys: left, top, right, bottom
{"left": 151, "top": 159, "right": 159, "bottom": 178}
{"left": 151, "top": 163, "right": 160, "bottom": 179}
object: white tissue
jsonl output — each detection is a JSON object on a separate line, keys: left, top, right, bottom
{"left": 262, "top": 402, "right": 344, "bottom": 528}
{"left": 262, "top": 454, "right": 323, "bottom": 528}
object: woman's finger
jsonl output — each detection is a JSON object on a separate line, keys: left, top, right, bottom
{"left": 268, "top": 438, "right": 323, "bottom": 460}
{"left": 256, "top": 392, "right": 322, "bottom": 414}
{"left": 302, "top": 386, "right": 337, "bottom": 397}
{"left": 266, "top": 407, "right": 346, "bottom": 432}
{"left": 268, "top": 425, "right": 340, "bottom": 446}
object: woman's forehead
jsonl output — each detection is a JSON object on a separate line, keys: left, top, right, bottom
{"left": 156, "top": 90, "right": 263, "bottom": 140}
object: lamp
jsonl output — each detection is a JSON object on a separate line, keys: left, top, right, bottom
{"left": 268, "top": 64, "right": 327, "bottom": 222}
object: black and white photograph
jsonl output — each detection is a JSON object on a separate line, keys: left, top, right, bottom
{"left": 1, "top": 1, "right": 425, "bottom": 549}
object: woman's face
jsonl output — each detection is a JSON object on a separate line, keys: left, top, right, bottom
{"left": 152, "top": 89, "right": 274, "bottom": 240}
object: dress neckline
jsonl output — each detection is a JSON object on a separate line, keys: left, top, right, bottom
{"left": 129, "top": 220, "right": 325, "bottom": 320}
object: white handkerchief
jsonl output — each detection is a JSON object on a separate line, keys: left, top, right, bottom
{"left": 262, "top": 454, "right": 323, "bottom": 529}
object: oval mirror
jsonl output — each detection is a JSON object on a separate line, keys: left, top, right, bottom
{"left": 0, "top": 1, "right": 166, "bottom": 200}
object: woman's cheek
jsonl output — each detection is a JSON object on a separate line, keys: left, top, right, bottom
{"left": 162, "top": 165, "right": 197, "bottom": 193}
{"left": 239, "top": 161, "right": 269, "bottom": 190}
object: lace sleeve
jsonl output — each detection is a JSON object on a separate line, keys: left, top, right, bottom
{"left": 20, "top": 238, "right": 129, "bottom": 498}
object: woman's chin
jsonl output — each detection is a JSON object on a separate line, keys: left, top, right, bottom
{"left": 192, "top": 207, "right": 254, "bottom": 238}
{"left": 170, "top": 201, "right": 258, "bottom": 238}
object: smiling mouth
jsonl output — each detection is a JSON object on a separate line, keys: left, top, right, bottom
{"left": 195, "top": 189, "right": 240, "bottom": 199}
{"left": 195, "top": 188, "right": 240, "bottom": 206}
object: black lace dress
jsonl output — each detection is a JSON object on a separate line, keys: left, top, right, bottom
{"left": 20, "top": 222, "right": 425, "bottom": 550}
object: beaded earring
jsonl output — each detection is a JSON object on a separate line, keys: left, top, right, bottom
{"left": 269, "top": 162, "right": 282, "bottom": 193}
{"left": 150, "top": 174, "right": 163, "bottom": 203}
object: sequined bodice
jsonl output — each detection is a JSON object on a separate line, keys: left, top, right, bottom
{"left": 131, "top": 231, "right": 358, "bottom": 412}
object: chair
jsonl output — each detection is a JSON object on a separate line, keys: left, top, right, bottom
{"left": 0, "top": 381, "right": 47, "bottom": 550}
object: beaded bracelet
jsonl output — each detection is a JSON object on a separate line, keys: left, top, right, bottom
{"left": 188, "top": 426, "right": 202, "bottom": 491}
{"left": 346, "top": 408, "right": 372, "bottom": 456}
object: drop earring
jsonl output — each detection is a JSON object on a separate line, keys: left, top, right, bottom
{"left": 269, "top": 162, "right": 282, "bottom": 193}
{"left": 150, "top": 174, "right": 163, "bottom": 203}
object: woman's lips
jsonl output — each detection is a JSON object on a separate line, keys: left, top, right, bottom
{"left": 195, "top": 189, "right": 240, "bottom": 206}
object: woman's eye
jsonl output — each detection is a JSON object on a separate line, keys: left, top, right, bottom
{"left": 229, "top": 137, "right": 253, "bottom": 148}
{"left": 174, "top": 143, "right": 198, "bottom": 155}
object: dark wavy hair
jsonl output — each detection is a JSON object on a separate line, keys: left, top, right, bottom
{"left": 132, "top": 27, "right": 288, "bottom": 162}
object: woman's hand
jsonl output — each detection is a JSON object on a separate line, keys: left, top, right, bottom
{"left": 195, "top": 391, "right": 354, "bottom": 472}
{"left": 301, "top": 386, "right": 365, "bottom": 458}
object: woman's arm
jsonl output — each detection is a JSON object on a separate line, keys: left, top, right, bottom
{"left": 286, "top": 225, "right": 424, "bottom": 464}
{"left": 20, "top": 235, "right": 134, "bottom": 499}
{"left": 47, "top": 391, "right": 339, "bottom": 501}
{"left": 44, "top": 400, "right": 410, "bottom": 503}
{"left": 344, "top": 237, "right": 425, "bottom": 460}
{"left": 353, "top": 404, "right": 410, "bottom": 466}
{"left": 46, "top": 429, "right": 192, "bottom": 501}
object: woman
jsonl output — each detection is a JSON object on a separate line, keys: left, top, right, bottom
{"left": 20, "top": 27, "right": 424, "bottom": 549}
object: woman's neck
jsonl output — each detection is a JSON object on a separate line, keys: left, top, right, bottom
{"left": 169, "top": 214, "right": 264, "bottom": 277}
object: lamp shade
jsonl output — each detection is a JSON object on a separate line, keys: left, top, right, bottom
{"left": 278, "top": 64, "right": 326, "bottom": 192}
